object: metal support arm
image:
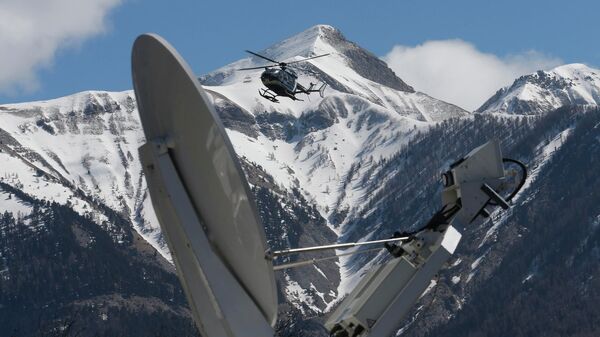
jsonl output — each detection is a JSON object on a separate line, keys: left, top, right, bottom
{"left": 266, "top": 236, "right": 410, "bottom": 260}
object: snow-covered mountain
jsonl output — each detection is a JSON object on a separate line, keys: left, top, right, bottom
{"left": 0, "top": 90, "right": 165, "bottom": 253}
{"left": 202, "top": 24, "right": 467, "bottom": 227}
{"left": 2, "top": 24, "right": 600, "bottom": 337}
{"left": 0, "top": 91, "right": 198, "bottom": 335}
{"left": 478, "top": 63, "right": 600, "bottom": 115}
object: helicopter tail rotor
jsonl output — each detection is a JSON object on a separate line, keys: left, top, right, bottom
{"left": 318, "top": 82, "right": 327, "bottom": 98}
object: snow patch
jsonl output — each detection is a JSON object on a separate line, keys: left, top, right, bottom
{"left": 284, "top": 274, "right": 321, "bottom": 314}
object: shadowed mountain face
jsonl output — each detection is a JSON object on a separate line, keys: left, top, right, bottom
{"left": 384, "top": 106, "right": 600, "bottom": 337}
{"left": 0, "top": 183, "right": 199, "bottom": 336}
{"left": 1, "top": 25, "right": 600, "bottom": 337}
{"left": 433, "top": 110, "right": 600, "bottom": 337}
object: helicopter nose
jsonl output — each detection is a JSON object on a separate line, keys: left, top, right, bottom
{"left": 261, "top": 73, "right": 272, "bottom": 84}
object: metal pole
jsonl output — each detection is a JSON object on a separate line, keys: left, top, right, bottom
{"left": 273, "top": 247, "right": 385, "bottom": 271}
{"left": 267, "top": 236, "right": 409, "bottom": 260}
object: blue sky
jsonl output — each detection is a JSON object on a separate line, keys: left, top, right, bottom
{"left": 1, "top": 0, "right": 598, "bottom": 107}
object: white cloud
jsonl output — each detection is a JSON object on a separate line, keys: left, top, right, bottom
{"left": 0, "top": 0, "right": 122, "bottom": 95}
{"left": 383, "top": 39, "right": 562, "bottom": 111}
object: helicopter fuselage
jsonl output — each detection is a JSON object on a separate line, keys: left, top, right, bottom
{"left": 260, "top": 68, "right": 298, "bottom": 98}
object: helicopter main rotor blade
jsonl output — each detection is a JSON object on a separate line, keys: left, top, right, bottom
{"left": 238, "top": 65, "right": 279, "bottom": 71}
{"left": 285, "top": 53, "right": 331, "bottom": 65}
{"left": 245, "top": 50, "right": 280, "bottom": 64}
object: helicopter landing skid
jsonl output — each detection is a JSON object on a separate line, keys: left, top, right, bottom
{"left": 259, "top": 89, "right": 279, "bottom": 103}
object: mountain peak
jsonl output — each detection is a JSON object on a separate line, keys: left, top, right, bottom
{"left": 553, "top": 62, "right": 593, "bottom": 71}
{"left": 311, "top": 24, "right": 337, "bottom": 32}
{"left": 551, "top": 63, "right": 597, "bottom": 78}
{"left": 201, "top": 24, "right": 413, "bottom": 92}
{"left": 273, "top": 25, "right": 415, "bottom": 92}
{"left": 259, "top": 25, "right": 341, "bottom": 61}
{"left": 477, "top": 63, "right": 600, "bottom": 115}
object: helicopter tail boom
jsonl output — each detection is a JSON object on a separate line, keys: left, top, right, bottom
{"left": 298, "top": 82, "right": 327, "bottom": 97}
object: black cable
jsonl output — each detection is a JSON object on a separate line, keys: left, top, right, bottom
{"left": 501, "top": 158, "right": 528, "bottom": 202}
{"left": 487, "top": 157, "right": 528, "bottom": 207}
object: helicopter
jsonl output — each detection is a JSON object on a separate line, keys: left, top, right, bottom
{"left": 239, "top": 50, "right": 330, "bottom": 103}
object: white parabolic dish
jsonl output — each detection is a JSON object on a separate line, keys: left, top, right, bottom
{"left": 131, "top": 33, "right": 277, "bottom": 331}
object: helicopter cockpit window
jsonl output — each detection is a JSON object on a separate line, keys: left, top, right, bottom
{"left": 285, "top": 74, "right": 294, "bottom": 85}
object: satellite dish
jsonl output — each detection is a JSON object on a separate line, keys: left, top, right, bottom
{"left": 132, "top": 34, "right": 277, "bottom": 336}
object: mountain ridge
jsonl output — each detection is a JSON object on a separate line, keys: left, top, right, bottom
{"left": 478, "top": 63, "right": 600, "bottom": 115}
